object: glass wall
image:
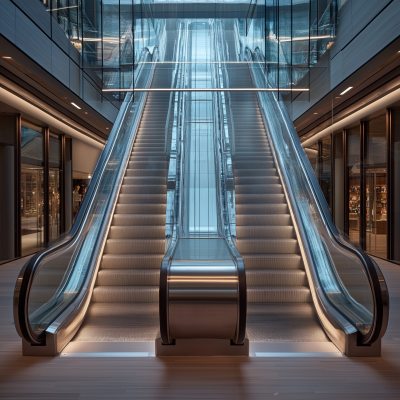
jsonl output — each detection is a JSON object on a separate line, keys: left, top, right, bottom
{"left": 49, "top": 134, "right": 62, "bottom": 243}
{"left": 21, "top": 125, "right": 45, "bottom": 256}
{"left": 320, "top": 135, "right": 331, "bottom": 213}
{"left": 333, "top": 131, "right": 344, "bottom": 233}
{"left": 309, "top": 108, "right": 400, "bottom": 263}
{"left": 364, "top": 115, "right": 387, "bottom": 258}
{"left": 393, "top": 108, "right": 400, "bottom": 263}
{"left": 346, "top": 125, "right": 361, "bottom": 246}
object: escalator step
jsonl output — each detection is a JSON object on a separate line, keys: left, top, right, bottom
{"left": 104, "top": 239, "right": 165, "bottom": 254}
{"left": 236, "top": 238, "right": 299, "bottom": 254}
{"left": 246, "top": 269, "right": 307, "bottom": 286}
{"left": 101, "top": 254, "right": 164, "bottom": 269}
{"left": 241, "top": 254, "right": 303, "bottom": 270}
{"left": 247, "top": 286, "right": 312, "bottom": 303}
{"left": 108, "top": 226, "right": 165, "bottom": 239}
{"left": 97, "top": 269, "right": 160, "bottom": 286}
{"left": 92, "top": 286, "right": 159, "bottom": 303}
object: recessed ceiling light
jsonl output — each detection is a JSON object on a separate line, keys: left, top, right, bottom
{"left": 2, "top": 56, "right": 12, "bottom": 59}
{"left": 88, "top": 175, "right": 92, "bottom": 179}
{"left": 71, "top": 102, "right": 81, "bottom": 109}
{"left": 84, "top": 112, "right": 88, "bottom": 114}
{"left": 340, "top": 87, "right": 353, "bottom": 95}
{"left": 314, "top": 113, "right": 318, "bottom": 115}
{"left": 106, "top": 127, "right": 109, "bottom": 130}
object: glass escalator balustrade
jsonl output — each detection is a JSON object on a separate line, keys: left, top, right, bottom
{"left": 246, "top": 46, "right": 385, "bottom": 340}
{"left": 17, "top": 48, "right": 159, "bottom": 342}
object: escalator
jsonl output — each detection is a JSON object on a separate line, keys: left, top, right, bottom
{"left": 72, "top": 69, "right": 172, "bottom": 343}
{"left": 218, "top": 21, "right": 389, "bottom": 355}
{"left": 229, "top": 67, "right": 327, "bottom": 342}
{"left": 13, "top": 27, "right": 178, "bottom": 354}
{"left": 14, "top": 18, "right": 388, "bottom": 357}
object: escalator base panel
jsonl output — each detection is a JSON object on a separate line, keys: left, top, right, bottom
{"left": 155, "top": 332, "right": 249, "bottom": 356}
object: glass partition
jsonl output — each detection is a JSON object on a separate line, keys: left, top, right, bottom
{"left": 333, "top": 131, "right": 344, "bottom": 233}
{"left": 393, "top": 107, "right": 400, "bottom": 263}
{"left": 364, "top": 115, "right": 387, "bottom": 258}
{"left": 347, "top": 126, "right": 361, "bottom": 246}
{"left": 21, "top": 125, "right": 45, "bottom": 257}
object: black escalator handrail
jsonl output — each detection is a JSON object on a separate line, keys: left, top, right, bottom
{"left": 247, "top": 46, "right": 389, "bottom": 345}
{"left": 14, "top": 47, "right": 158, "bottom": 345}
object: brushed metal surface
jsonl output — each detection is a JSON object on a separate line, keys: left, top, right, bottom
{"left": 166, "top": 239, "right": 239, "bottom": 340}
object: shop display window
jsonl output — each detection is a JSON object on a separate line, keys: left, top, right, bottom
{"left": 346, "top": 126, "right": 361, "bottom": 246}
{"left": 333, "top": 132, "right": 344, "bottom": 233}
{"left": 321, "top": 135, "right": 332, "bottom": 213}
{"left": 72, "top": 178, "right": 90, "bottom": 221}
{"left": 393, "top": 108, "right": 400, "bottom": 263}
{"left": 365, "top": 115, "right": 387, "bottom": 258}
{"left": 21, "top": 124, "right": 45, "bottom": 256}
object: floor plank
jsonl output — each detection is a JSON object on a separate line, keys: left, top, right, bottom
{"left": 0, "top": 256, "right": 399, "bottom": 399}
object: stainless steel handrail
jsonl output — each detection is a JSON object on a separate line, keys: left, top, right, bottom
{"left": 246, "top": 46, "right": 389, "bottom": 347}
{"left": 14, "top": 47, "right": 159, "bottom": 347}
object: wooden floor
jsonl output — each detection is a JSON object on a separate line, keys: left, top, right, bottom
{"left": 0, "top": 256, "right": 400, "bottom": 399}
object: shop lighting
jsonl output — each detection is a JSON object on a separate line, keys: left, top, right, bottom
{"left": 340, "top": 87, "right": 353, "bottom": 95}
{"left": 71, "top": 102, "right": 81, "bottom": 109}
{"left": 47, "top": 5, "right": 78, "bottom": 11}
{"left": 280, "top": 35, "right": 332, "bottom": 42}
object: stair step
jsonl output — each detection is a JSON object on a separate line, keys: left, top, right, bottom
{"left": 92, "top": 286, "right": 159, "bottom": 303}
{"left": 104, "top": 239, "right": 165, "bottom": 254}
{"left": 120, "top": 184, "right": 167, "bottom": 194}
{"left": 236, "top": 214, "right": 291, "bottom": 226}
{"left": 236, "top": 238, "right": 299, "bottom": 254}
{"left": 235, "top": 193, "right": 286, "bottom": 204}
{"left": 112, "top": 214, "right": 165, "bottom": 226}
{"left": 115, "top": 204, "right": 166, "bottom": 215}
{"left": 237, "top": 226, "right": 295, "bottom": 239}
{"left": 118, "top": 194, "right": 167, "bottom": 204}
{"left": 97, "top": 269, "right": 160, "bottom": 286}
{"left": 246, "top": 269, "right": 307, "bottom": 286}
{"left": 101, "top": 254, "right": 164, "bottom": 269}
{"left": 123, "top": 176, "right": 166, "bottom": 185}
{"left": 247, "top": 286, "right": 312, "bottom": 303}
{"left": 242, "top": 254, "right": 303, "bottom": 270}
{"left": 108, "top": 226, "right": 165, "bottom": 239}
{"left": 235, "top": 183, "right": 282, "bottom": 194}
{"left": 236, "top": 203, "right": 288, "bottom": 215}
{"left": 235, "top": 176, "right": 280, "bottom": 185}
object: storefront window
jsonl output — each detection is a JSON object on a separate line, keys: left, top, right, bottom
{"left": 393, "top": 108, "right": 400, "bottom": 263}
{"left": 333, "top": 132, "right": 344, "bottom": 233}
{"left": 365, "top": 115, "right": 387, "bottom": 258}
{"left": 72, "top": 177, "right": 89, "bottom": 221}
{"left": 41, "top": 0, "right": 50, "bottom": 9}
{"left": 49, "top": 134, "right": 61, "bottom": 243}
{"left": 21, "top": 125, "right": 45, "bottom": 256}
{"left": 321, "top": 135, "right": 332, "bottom": 213}
{"left": 347, "top": 126, "right": 361, "bottom": 246}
